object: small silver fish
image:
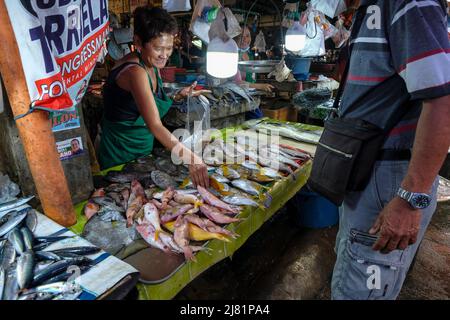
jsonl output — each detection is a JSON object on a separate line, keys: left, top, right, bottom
{"left": 0, "top": 196, "right": 34, "bottom": 217}
{"left": 0, "top": 209, "right": 29, "bottom": 237}
{"left": 221, "top": 195, "right": 259, "bottom": 207}
{"left": 7, "top": 228, "right": 25, "bottom": 255}
{"left": 16, "top": 251, "right": 34, "bottom": 290}
{"left": 231, "top": 179, "right": 260, "bottom": 197}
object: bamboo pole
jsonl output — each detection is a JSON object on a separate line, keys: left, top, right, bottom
{"left": 0, "top": 1, "right": 76, "bottom": 227}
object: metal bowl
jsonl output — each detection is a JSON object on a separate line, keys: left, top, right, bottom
{"left": 238, "top": 60, "right": 281, "bottom": 74}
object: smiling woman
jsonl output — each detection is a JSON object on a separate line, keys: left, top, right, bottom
{"left": 98, "top": 6, "right": 209, "bottom": 188}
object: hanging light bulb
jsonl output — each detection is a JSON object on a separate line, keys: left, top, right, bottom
{"left": 206, "top": 37, "right": 239, "bottom": 78}
{"left": 285, "top": 20, "right": 307, "bottom": 52}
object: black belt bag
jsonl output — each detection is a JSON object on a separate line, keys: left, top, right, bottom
{"left": 308, "top": 117, "right": 386, "bottom": 206}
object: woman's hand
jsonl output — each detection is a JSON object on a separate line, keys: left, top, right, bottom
{"left": 189, "top": 158, "right": 210, "bottom": 188}
{"left": 252, "top": 83, "right": 275, "bottom": 92}
{"left": 177, "top": 81, "right": 212, "bottom": 100}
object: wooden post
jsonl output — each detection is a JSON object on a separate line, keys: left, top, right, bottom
{"left": 0, "top": 1, "right": 77, "bottom": 226}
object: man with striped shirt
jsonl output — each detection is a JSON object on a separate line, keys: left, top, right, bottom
{"left": 328, "top": 0, "right": 450, "bottom": 299}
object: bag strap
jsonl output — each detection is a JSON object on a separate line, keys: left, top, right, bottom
{"left": 332, "top": 1, "right": 412, "bottom": 134}
{"left": 332, "top": 3, "right": 370, "bottom": 110}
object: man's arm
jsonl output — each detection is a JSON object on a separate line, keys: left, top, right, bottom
{"left": 370, "top": 95, "right": 450, "bottom": 252}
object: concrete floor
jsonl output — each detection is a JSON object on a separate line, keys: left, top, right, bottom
{"left": 175, "top": 201, "right": 450, "bottom": 300}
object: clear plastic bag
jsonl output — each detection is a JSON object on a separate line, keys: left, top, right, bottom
{"left": 0, "top": 173, "right": 20, "bottom": 204}
{"left": 332, "top": 18, "right": 350, "bottom": 48}
{"left": 190, "top": 0, "right": 222, "bottom": 44}
{"left": 163, "top": 0, "right": 192, "bottom": 12}
{"left": 310, "top": 0, "right": 347, "bottom": 18}
{"left": 300, "top": 9, "right": 326, "bottom": 57}
{"left": 254, "top": 30, "right": 267, "bottom": 52}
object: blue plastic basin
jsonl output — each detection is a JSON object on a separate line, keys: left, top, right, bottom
{"left": 288, "top": 187, "right": 339, "bottom": 228}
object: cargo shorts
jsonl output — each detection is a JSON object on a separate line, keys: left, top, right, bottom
{"left": 331, "top": 160, "right": 438, "bottom": 300}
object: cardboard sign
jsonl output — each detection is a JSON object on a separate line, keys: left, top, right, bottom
{"left": 50, "top": 109, "right": 81, "bottom": 132}
{"left": 57, "top": 136, "right": 84, "bottom": 161}
{"left": 4, "top": 1, "right": 109, "bottom": 112}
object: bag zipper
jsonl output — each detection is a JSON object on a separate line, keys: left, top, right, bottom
{"left": 318, "top": 142, "right": 353, "bottom": 159}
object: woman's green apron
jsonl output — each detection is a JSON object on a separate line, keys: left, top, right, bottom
{"left": 99, "top": 57, "right": 173, "bottom": 170}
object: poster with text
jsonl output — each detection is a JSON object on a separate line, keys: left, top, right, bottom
{"left": 57, "top": 136, "right": 84, "bottom": 161}
{"left": 50, "top": 109, "right": 81, "bottom": 132}
{"left": 4, "top": 1, "right": 109, "bottom": 112}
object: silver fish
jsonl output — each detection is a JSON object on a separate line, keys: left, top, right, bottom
{"left": 151, "top": 171, "right": 177, "bottom": 190}
{"left": 215, "top": 167, "right": 240, "bottom": 180}
{"left": 17, "top": 251, "right": 34, "bottom": 290}
{"left": 231, "top": 179, "right": 260, "bottom": 197}
{"left": 20, "top": 227, "right": 34, "bottom": 251}
{"left": 221, "top": 195, "right": 259, "bottom": 207}
{"left": 7, "top": 228, "right": 25, "bottom": 255}
{"left": 3, "top": 265, "right": 19, "bottom": 300}
{"left": 0, "top": 196, "right": 34, "bottom": 216}
{"left": 211, "top": 173, "right": 230, "bottom": 184}
{"left": 1, "top": 241, "right": 16, "bottom": 270}
{"left": 22, "top": 281, "right": 81, "bottom": 296}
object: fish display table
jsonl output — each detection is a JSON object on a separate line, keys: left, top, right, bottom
{"left": 70, "top": 121, "right": 319, "bottom": 300}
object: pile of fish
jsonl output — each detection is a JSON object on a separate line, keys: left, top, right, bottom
{"left": 1, "top": 197, "right": 101, "bottom": 300}
{"left": 84, "top": 139, "right": 311, "bottom": 262}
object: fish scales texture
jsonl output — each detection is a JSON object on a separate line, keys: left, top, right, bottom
{"left": 160, "top": 204, "right": 194, "bottom": 224}
{"left": 199, "top": 205, "right": 240, "bottom": 225}
{"left": 174, "top": 216, "right": 195, "bottom": 261}
{"left": 8, "top": 228, "right": 25, "bottom": 255}
{"left": 197, "top": 186, "right": 240, "bottom": 214}
{"left": 151, "top": 171, "right": 177, "bottom": 190}
{"left": 0, "top": 209, "right": 29, "bottom": 237}
{"left": 0, "top": 196, "right": 34, "bottom": 215}
{"left": 20, "top": 227, "right": 34, "bottom": 251}
{"left": 16, "top": 251, "right": 34, "bottom": 290}
{"left": 135, "top": 223, "right": 170, "bottom": 253}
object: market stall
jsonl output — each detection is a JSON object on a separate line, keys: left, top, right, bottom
{"left": 0, "top": 0, "right": 345, "bottom": 301}
{"left": 68, "top": 119, "right": 320, "bottom": 300}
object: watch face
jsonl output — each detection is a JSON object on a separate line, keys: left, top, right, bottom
{"left": 412, "top": 194, "right": 431, "bottom": 209}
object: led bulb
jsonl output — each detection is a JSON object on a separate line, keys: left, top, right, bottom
{"left": 285, "top": 21, "right": 307, "bottom": 52}
{"left": 206, "top": 37, "right": 239, "bottom": 78}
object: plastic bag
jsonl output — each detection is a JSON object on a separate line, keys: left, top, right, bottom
{"left": 268, "top": 58, "right": 295, "bottom": 82}
{"left": 0, "top": 173, "right": 20, "bottom": 204}
{"left": 332, "top": 18, "right": 350, "bottom": 48}
{"left": 310, "top": 0, "right": 347, "bottom": 18}
{"left": 282, "top": 2, "right": 298, "bottom": 28}
{"left": 300, "top": 9, "right": 326, "bottom": 57}
{"left": 190, "top": 0, "right": 222, "bottom": 44}
{"left": 254, "top": 30, "right": 267, "bottom": 52}
{"left": 163, "top": 0, "right": 192, "bottom": 12}
{"left": 208, "top": 7, "right": 241, "bottom": 42}
{"left": 315, "top": 12, "right": 338, "bottom": 40}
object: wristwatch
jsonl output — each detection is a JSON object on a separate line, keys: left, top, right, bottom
{"left": 396, "top": 187, "right": 432, "bottom": 209}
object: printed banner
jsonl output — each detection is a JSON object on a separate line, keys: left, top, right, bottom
{"left": 50, "top": 109, "right": 81, "bottom": 132}
{"left": 4, "top": 1, "right": 109, "bottom": 112}
{"left": 57, "top": 136, "right": 85, "bottom": 161}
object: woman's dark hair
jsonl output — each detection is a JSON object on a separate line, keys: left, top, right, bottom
{"left": 133, "top": 6, "right": 178, "bottom": 45}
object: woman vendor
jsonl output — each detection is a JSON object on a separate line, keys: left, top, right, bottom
{"left": 234, "top": 25, "right": 275, "bottom": 120}
{"left": 99, "top": 6, "right": 209, "bottom": 188}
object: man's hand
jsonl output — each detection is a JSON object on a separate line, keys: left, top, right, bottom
{"left": 369, "top": 197, "right": 421, "bottom": 254}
